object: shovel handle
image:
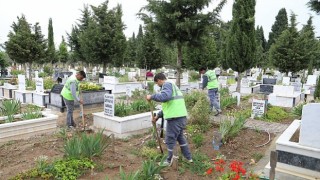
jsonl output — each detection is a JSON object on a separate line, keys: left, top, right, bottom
{"left": 149, "top": 101, "right": 163, "bottom": 154}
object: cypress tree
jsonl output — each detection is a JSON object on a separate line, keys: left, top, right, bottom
{"left": 47, "top": 18, "right": 56, "bottom": 65}
{"left": 267, "top": 8, "right": 288, "bottom": 50}
{"left": 226, "top": 0, "right": 256, "bottom": 92}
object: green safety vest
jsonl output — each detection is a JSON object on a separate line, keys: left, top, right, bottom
{"left": 205, "top": 70, "right": 219, "bottom": 89}
{"left": 61, "top": 77, "right": 80, "bottom": 100}
{"left": 162, "top": 82, "right": 188, "bottom": 119}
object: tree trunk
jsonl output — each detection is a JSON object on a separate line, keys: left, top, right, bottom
{"left": 103, "top": 62, "right": 107, "bottom": 73}
{"left": 176, "top": 42, "right": 182, "bottom": 88}
{"left": 29, "top": 62, "right": 32, "bottom": 81}
{"left": 236, "top": 73, "right": 242, "bottom": 92}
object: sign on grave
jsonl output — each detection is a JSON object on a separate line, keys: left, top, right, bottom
{"left": 104, "top": 76, "right": 118, "bottom": 84}
{"left": 139, "top": 69, "right": 146, "bottom": 78}
{"left": 104, "top": 94, "right": 115, "bottom": 117}
{"left": 35, "top": 78, "right": 44, "bottom": 92}
{"left": 263, "top": 78, "right": 277, "bottom": 85}
{"left": 218, "top": 76, "right": 227, "bottom": 85}
{"left": 18, "top": 74, "right": 26, "bottom": 91}
{"left": 241, "top": 78, "right": 250, "bottom": 87}
{"left": 128, "top": 72, "right": 136, "bottom": 81}
{"left": 251, "top": 99, "right": 266, "bottom": 118}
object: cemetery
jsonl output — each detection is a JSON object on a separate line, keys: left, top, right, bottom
{"left": 1, "top": 0, "right": 320, "bottom": 179}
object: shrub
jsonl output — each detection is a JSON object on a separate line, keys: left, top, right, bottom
{"left": 227, "top": 78, "right": 236, "bottom": 85}
{"left": 145, "top": 139, "right": 157, "bottom": 148}
{"left": 184, "top": 90, "right": 206, "bottom": 110}
{"left": 80, "top": 82, "right": 102, "bottom": 91}
{"left": 291, "top": 103, "right": 305, "bottom": 118}
{"left": 115, "top": 102, "right": 132, "bottom": 117}
{"left": 22, "top": 108, "right": 42, "bottom": 120}
{"left": 43, "top": 77, "right": 55, "bottom": 90}
{"left": 147, "top": 82, "right": 154, "bottom": 93}
{"left": 265, "top": 106, "right": 289, "bottom": 122}
{"left": 140, "top": 158, "right": 166, "bottom": 180}
{"left": 0, "top": 99, "right": 21, "bottom": 123}
{"left": 140, "top": 146, "right": 159, "bottom": 160}
{"left": 189, "top": 94, "right": 211, "bottom": 126}
{"left": 219, "top": 87, "right": 230, "bottom": 97}
{"left": 219, "top": 115, "right": 246, "bottom": 143}
{"left": 189, "top": 71, "right": 200, "bottom": 82}
{"left": 38, "top": 72, "right": 48, "bottom": 78}
{"left": 182, "top": 152, "right": 211, "bottom": 175}
{"left": 118, "top": 75, "right": 129, "bottom": 82}
{"left": 43, "top": 65, "right": 53, "bottom": 76}
{"left": 314, "top": 77, "right": 320, "bottom": 100}
{"left": 220, "top": 96, "right": 237, "bottom": 110}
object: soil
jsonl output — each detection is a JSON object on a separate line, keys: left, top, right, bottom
{"left": 0, "top": 111, "right": 274, "bottom": 180}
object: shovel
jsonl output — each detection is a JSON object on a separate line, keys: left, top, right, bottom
{"left": 149, "top": 101, "right": 163, "bottom": 154}
{"left": 79, "top": 89, "right": 86, "bottom": 132}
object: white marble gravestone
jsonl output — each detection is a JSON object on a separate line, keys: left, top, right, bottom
{"left": 299, "top": 103, "right": 320, "bottom": 149}
{"left": 104, "top": 76, "right": 118, "bottom": 84}
{"left": 35, "top": 78, "right": 44, "bottom": 93}
{"left": 241, "top": 78, "right": 250, "bottom": 88}
{"left": 306, "top": 75, "right": 318, "bottom": 85}
{"left": 251, "top": 99, "right": 266, "bottom": 118}
{"left": 282, "top": 77, "right": 290, "bottom": 86}
{"left": 218, "top": 76, "right": 227, "bottom": 86}
{"left": 18, "top": 75, "right": 26, "bottom": 91}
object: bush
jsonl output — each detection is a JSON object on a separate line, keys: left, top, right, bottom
{"left": 80, "top": 82, "right": 102, "bottom": 91}
{"left": 181, "top": 152, "right": 211, "bottom": 175}
{"left": 189, "top": 94, "right": 211, "bottom": 126}
{"left": 192, "top": 134, "right": 204, "bottom": 148}
{"left": 184, "top": 90, "right": 206, "bottom": 110}
{"left": 140, "top": 158, "right": 166, "bottom": 180}
{"left": 147, "top": 82, "right": 154, "bottom": 93}
{"left": 264, "top": 106, "right": 289, "bottom": 122}
{"left": 189, "top": 71, "right": 200, "bottom": 82}
{"left": 43, "top": 65, "right": 53, "bottom": 76}
{"left": 220, "top": 96, "right": 237, "bottom": 110}
{"left": 291, "top": 103, "right": 305, "bottom": 118}
{"left": 0, "top": 99, "right": 21, "bottom": 123}
{"left": 140, "top": 146, "right": 159, "bottom": 159}
{"left": 219, "top": 115, "right": 246, "bottom": 143}
{"left": 43, "top": 77, "right": 55, "bottom": 90}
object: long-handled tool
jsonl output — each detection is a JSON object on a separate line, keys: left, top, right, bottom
{"left": 149, "top": 101, "right": 163, "bottom": 154}
{"left": 79, "top": 89, "right": 86, "bottom": 131}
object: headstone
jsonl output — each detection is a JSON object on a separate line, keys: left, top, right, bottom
{"left": 182, "top": 72, "right": 189, "bottom": 84}
{"left": 119, "top": 69, "right": 126, "bottom": 75}
{"left": 291, "top": 82, "right": 302, "bottom": 92}
{"left": 241, "top": 78, "right": 250, "bottom": 88}
{"left": 126, "top": 84, "right": 132, "bottom": 97}
{"left": 18, "top": 75, "right": 26, "bottom": 91}
{"left": 273, "top": 85, "right": 294, "bottom": 96}
{"left": 313, "top": 71, "right": 320, "bottom": 76}
{"left": 35, "top": 78, "right": 44, "bottom": 92}
{"left": 218, "top": 76, "right": 227, "bottom": 86}
{"left": 139, "top": 69, "right": 146, "bottom": 79}
{"left": 260, "top": 84, "right": 274, "bottom": 94}
{"left": 35, "top": 71, "right": 39, "bottom": 79}
{"left": 299, "top": 103, "right": 320, "bottom": 149}
{"left": 128, "top": 72, "right": 136, "bottom": 81}
{"left": 288, "top": 72, "right": 292, "bottom": 77}
{"left": 263, "top": 78, "right": 277, "bottom": 85}
{"left": 251, "top": 99, "right": 266, "bottom": 118}
{"left": 104, "top": 76, "right": 118, "bottom": 84}
{"left": 232, "top": 92, "right": 241, "bottom": 106}
{"left": 50, "top": 84, "right": 64, "bottom": 94}
{"left": 306, "top": 75, "right": 318, "bottom": 85}
{"left": 282, "top": 77, "right": 290, "bottom": 86}
{"left": 104, "top": 94, "right": 115, "bottom": 117}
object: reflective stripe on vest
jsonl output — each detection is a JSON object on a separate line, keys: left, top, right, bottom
{"left": 61, "top": 77, "right": 80, "bottom": 100}
{"left": 162, "top": 82, "right": 188, "bottom": 120}
{"left": 205, "top": 70, "right": 219, "bottom": 89}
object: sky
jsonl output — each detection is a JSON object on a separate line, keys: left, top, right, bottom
{"left": 0, "top": 0, "right": 319, "bottom": 47}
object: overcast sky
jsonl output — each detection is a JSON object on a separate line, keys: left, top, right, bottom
{"left": 0, "top": 0, "right": 319, "bottom": 46}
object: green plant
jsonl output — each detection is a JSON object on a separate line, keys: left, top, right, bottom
{"left": 64, "top": 130, "right": 111, "bottom": 159}
{"left": 220, "top": 96, "right": 237, "bottom": 110}
{"left": 219, "top": 115, "right": 246, "bottom": 143}
{"left": 314, "top": 77, "right": 320, "bottom": 100}
{"left": 118, "top": 75, "right": 130, "bottom": 82}
{"left": 192, "top": 134, "right": 204, "bottom": 148}
{"left": 26, "top": 79, "right": 36, "bottom": 90}
{"left": 117, "top": 166, "right": 140, "bottom": 180}
{"left": 80, "top": 82, "right": 102, "bottom": 91}
{"left": 189, "top": 71, "right": 200, "bottom": 82}
{"left": 147, "top": 81, "right": 154, "bottom": 93}
{"left": 11, "top": 69, "right": 24, "bottom": 76}
{"left": 189, "top": 94, "right": 211, "bottom": 127}
{"left": 227, "top": 78, "right": 236, "bottom": 85}
{"left": 219, "top": 87, "right": 230, "bottom": 97}
{"left": 38, "top": 72, "right": 48, "bottom": 78}
{"left": 43, "top": 65, "right": 53, "bottom": 76}
{"left": 22, "top": 108, "right": 42, "bottom": 120}
{"left": 264, "top": 106, "right": 289, "bottom": 122}
{"left": 140, "top": 157, "right": 166, "bottom": 180}
{"left": 291, "top": 103, "right": 305, "bottom": 118}
{"left": 145, "top": 139, "right": 157, "bottom": 148}
{"left": 182, "top": 152, "right": 211, "bottom": 175}
{"left": 115, "top": 102, "right": 132, "bottom": 117}
{"left": 131, "top": 89, "right": 148, "bottom": 100}
{"left": 0, "top": 99, "right": 21, "bottom": 123}
{"left": 43, "top": 77, "right": 55, "bottom": 90}
{"left": 184, "top": 90, "right": 205, "bottom": 110}
{"left": 140, "top": 146, "right": 159, "bottom": 160}
{"left": 252, "top": 153, "right": 264, "bottom": 162}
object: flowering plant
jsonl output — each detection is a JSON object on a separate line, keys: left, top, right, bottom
{"left": 206, "top": 158, "right": 259, "bottom": 180}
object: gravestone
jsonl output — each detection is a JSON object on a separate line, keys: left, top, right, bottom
{"left": 51, "top": 84, "right": 64, "bottom": 94}
{"left": 241, "top": 78, "right": 250, "bottom": 88}
{"left": 263, "top": 78, "right": 277, "bottom": 85}
{"left": 251, "top": 99, "right": 266, "bottom": 118}
{"left": 139, "top": 69, "right": 146, "bottom": 79}
{"left": 299, "top": 103, "right": 320, "bottom": 149}
{"left": 128, "top": 72, "right": 136, "bottom": 81}
{"left": 218, "top": 76, "right": 227, "bottom": 86}
{"left": 290, "top": 82, "right": 302, "bottom": 92}
{"left": 119, "top": 69, "right": 125, "bottom": 75}
{"left": 35, "top": 78, "right": 44, "bottom": 92}
{"left": 260, "top": 84, "right": 274, "bottom": 94}
{"left": 182, "top": 72, "right": 189, "bottom": 84}
{"left": 104, "top": 94, "right": 115, "bottom": 117}
{"left": 306, "top": 75, "right": 318, "bottom": 85}
{"left": 232, "top": 92, "right": 241, "bottom": 106}
{"left": 35, "top": 71, "right": 39, "bottom": 79}
{"left": 104, "top": 76, "right": 118, "bottom": 84}
{"left": 273, "top": 85, "right": 294, "bottom": 97}
{"left": 18, "top": 75, "right": 26, "bottom": 91}
{"left": 126, "top": 84, "right": 132, "bottom": 97}
{"left": 282, "top": 77, "right": 290, "bottom": 86}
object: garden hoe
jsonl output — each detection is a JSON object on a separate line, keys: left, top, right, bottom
{"left": 149, "top": 101, "right": 163, "bottom": 154}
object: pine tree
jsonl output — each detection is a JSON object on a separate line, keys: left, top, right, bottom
{"left": 269, "top": 13, "right": 305, "bottom": 74}
{"left": 58, "top": 36, "right": 69, "bottom": 65}
{"left": 226, "top": 0, "right": 256, "bottom": 92}
{"left": 267, "top": 8, "right": 288, "bottom": 50}
{"left": 136, "top": 24, "right": 145, "bottom": 68}
{"left": 307, "top": 0, "right": 320, "bottom": 15}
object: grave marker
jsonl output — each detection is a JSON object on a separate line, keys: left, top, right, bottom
{"left": 18, "top": 75, "right": 26, "bottom": 91}
{"left": 241, "top": 78, "right": 250, "bottom": 87}
{"left": 104, "top": 76, "right": 118, "bottom": 84}
{"left": 35, "top": 78, "right": 44, "bottom": 92}
{"left": 218, "top": 76, "right": 227, "bottom": 86}
{"left": 282, "top": 77, "right": 290, "bottom": 86}
{"left": 251, "top": 99, "right": 266, "bottom": 118}
{"left": 104, "top": 94, "right": 115, "bottom": 117}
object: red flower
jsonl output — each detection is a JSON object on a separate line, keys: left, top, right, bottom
{"left": 206, "top": 168, "right": 213, "bottom": 175}
{"left": 232, "top": 174, "right": 240, "bottom": 180}
{"left": 215, "top": 165, "right": 224, "bottom": 172}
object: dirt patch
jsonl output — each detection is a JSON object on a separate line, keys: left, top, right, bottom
{"left": 0, "top": 114, "right": 273, "bottom": 179}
